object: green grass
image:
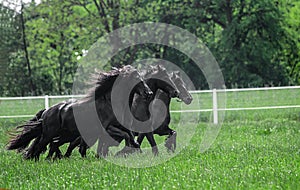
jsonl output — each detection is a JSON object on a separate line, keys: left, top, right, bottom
{"left": 0, "top": 89, "right": 300, "bottom": 189}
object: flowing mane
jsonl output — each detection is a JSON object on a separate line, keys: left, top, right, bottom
{"left": 142, "top": 65, "right": 159, "bottom": 78}
{"left": 79, "top": 65, "right": 135, "bottom": 103}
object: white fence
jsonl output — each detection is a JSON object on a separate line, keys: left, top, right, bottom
{"left": 0, "top": 86, "right": 300, "bottom": 124}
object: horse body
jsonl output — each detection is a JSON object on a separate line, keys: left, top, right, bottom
{"left": 37, "top": 65, "right": 151, "bottom": 160}
{"left": 63, "top": 65, "right": 179, "bottom": 157}
{"left": 22, "top": 100, "right": 72, "bottom": 159}
{"left": 7, "top": 65, "right": 191, "bottom": 160}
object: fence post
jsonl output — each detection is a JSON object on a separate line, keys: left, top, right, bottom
{"left": 212, "top": 89, "right": 218, "bottom": 124}
{"left": 45, "top": 95, "right": 49, "bottom": 110}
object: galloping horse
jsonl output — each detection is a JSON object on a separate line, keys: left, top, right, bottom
{"left": 76, "top": 65, "right": 185, "bottom": 157}
{"left": 136, "top": 71, "right": 193, "bottom": 154}
{"left": 7, "top": 65, "right": 153, "bottom": 160}
{"left": 62, "top": 65, "right": 180, "bottom": 157}
{"left": 110, "top": 69, "right": 192, "bottom": 156}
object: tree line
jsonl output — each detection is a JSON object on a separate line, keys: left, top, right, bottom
{"left": 0, "top": 0, "right": 299, "bottom": 96}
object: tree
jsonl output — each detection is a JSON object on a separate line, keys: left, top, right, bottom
{"left": 1, "top": 0, "right": 299, "bottom": 96}
{"left": 278, "top": 0, "right": 300, "bottom": 85}
{"left": 0, "top": 1, "right": 32, "bottom": 96}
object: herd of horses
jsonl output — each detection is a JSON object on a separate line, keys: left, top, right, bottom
{"left": 6, "top": 65, "right": 193, "bottom": 160}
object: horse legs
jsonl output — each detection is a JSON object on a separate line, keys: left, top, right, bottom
{"left": 23, "top": 136, "right": 41, "bottom": 160}
{"left": 155, "top": 125, "right": 177, "bottom": 152}
{"left": 107, "top": 126, "right": 140, "bottom": 157}
{"left": 165, "top": 130, "right": 176, "bottom": 152}
{"left": 64, "top": 136, "right": 81, "bottom": 158}
{"left": 78, "top": 139, "right": 88, "bottom": 158}
{"left": 46, "top": 137, "right": 64, "bottom": 160}
{"left": 137, "top": 133, "right": 158, "bottom": 156}
{"left": 145, "top": 133, "right": 158, "bottom": 156}
{"left": 46, "top": 142, "right": 57, "bottom": 160}
{"left": 96, "top": 141, "right": 109, "bottom": 158}
{"left": 26, "top": 134, "right": 53, "bottom": 161}
{"left": 137, "top": 133, "right": 145, "bottom": 144}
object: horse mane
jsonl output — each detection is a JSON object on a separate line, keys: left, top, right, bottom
{"left": 79, "top": 65, "right": 135, "bottom": 103}
{"left": 142, "top": 65, "right": 157, "bottom": 78}
{"left": 142, "top": 64, "right": 168, "bottom": 79}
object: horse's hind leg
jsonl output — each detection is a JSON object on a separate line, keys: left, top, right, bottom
{"left": 107, "top": 127, "right": 140, "bottom": 157}
{"left": 46, "top": 138, "right": 63, "bottom": 160}
{"left": 23, "top": 136, "right": 41, "bottom": 160}
{"left": 65, "top": 136, "right": 81, "bottom": 158}
{"left": 32, "top": 134, "right": 54, "bottom": 161}
{"left": 54, "top": 148, "right": 63, "bottom": 159}
{"left": 52, "top": 142, "right": 63, "bottom": 160}
{"left": 79, "top": 139, "right": 88, "bottom": 158}
{"left": 46, "top": 141, "right": 56, "bottom": 160}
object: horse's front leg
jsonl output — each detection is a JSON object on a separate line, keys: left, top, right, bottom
{"left": 145, "top": 133, "right": 158, "bottom": 156}
{"left": 53, "top": 147, "right": 63, "bottom": 160}
{"left": 96, "top": 141, "right": 108, "bottom": 158}
{"left": 137, "top": 133, "right": 145, "bottom": 145}
{"left": 165, "top": 130, "right": 176, "bottom": 152}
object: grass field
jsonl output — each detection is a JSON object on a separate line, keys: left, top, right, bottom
{"left": 0, "top": 89, "right": 300, "bottom": 189}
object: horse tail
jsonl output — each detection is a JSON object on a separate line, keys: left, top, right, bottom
{"left": 6, "top": 120, "right": 42, "bottom": 152}
{"left": 28, "top": 108, "right": 46, "bottom": 123}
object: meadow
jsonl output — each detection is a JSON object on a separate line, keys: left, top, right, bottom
{"left": 0, "top": 88, "right": 300, "bottom": 189}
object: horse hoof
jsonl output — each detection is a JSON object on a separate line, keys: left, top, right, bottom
{"left": 152, "top": 147, "right": 159, "bottom": 156}
{"left": 115, "top": 146, "right": 139, "bottom": 157}
{"left": 96, "top": 153, "right": 107, "bottom": 158}
{"left": 165, "top": 141, "right": 175, "bottom": 153}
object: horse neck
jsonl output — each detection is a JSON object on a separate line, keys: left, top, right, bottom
{"left": 146, "top": 78, "right": 161, "bottom": 95}
{"left": 96, "top": 75, "right": 118, "bottom": 97}
{"left": 155, "top": 90, "right": 171, "bottom": 107}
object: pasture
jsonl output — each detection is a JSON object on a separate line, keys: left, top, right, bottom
{"left": 0, "top": 88, "right": 300, "bottom": 189}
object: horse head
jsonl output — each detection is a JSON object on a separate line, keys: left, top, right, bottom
{"left": 145, "top": 65, "right": 179, "bottom": 98}
{"left": 117, "top": 65, "right": 153, "bottom": 100}
{"left": 171, "top": 71, "right": 193, "bottom": 105}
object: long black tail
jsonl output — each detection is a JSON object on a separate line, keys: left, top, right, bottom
{"left": 6, "top": 121, "right": 42, "bottom": 152}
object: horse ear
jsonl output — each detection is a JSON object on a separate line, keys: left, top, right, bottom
{"left": 157, "top": 64, "right": 163, "bottom": 70}
{"left": 157, "top": 65, "right": 168, "bottom": 73}
{"left": 172, "top": 72, "right": 176, "bottom": 78}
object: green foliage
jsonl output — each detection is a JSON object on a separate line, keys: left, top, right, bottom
{"left": 0, "top": 0, "right": 300, "bottom": 96}
{"left": 0, "top": 3, "right": 27, "bottom": 96}
{"left": 279, "top": 0, "right": 300, "bottom": 85}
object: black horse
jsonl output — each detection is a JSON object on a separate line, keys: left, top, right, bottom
{"left": 136, "top": 71, "right": 193, "bottom": 154}
{"left": 110, "top": 69, "right": 192, "bottom": 156}
{"left": 7, "top": 65, "right": 152, "bottom": 160}
{"left": 63, "top": 65, "right": 180, "bottom": 157}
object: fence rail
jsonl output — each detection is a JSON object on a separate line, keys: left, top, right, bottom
{"left": 1, "top": 86, "right": 300, "bottom": 123}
